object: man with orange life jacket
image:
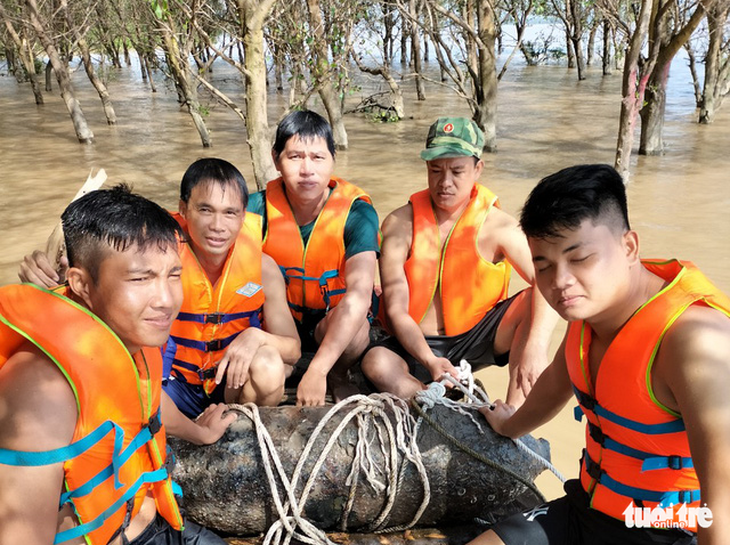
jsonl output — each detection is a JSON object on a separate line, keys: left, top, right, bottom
{"left": 0, "top": 185, "right": 228, "bottom": 545}
{"left": 246, "top": 111, "right": 380, "bottom": 406}
{"left": 470, "top": 164, "right": 730, "bottom": 545}
{"left": 162, "top": 158, "right": 300, "bottom": 419}
{"left": 361, "top": 117, "right": 556, "bottom": 406}
{"left": 18, "top": 159, "right": 301, "bottom": 421}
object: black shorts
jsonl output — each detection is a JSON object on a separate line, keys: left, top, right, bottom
{"left": 129, "top": 515, "right": 226, "bottom": 545}
{"left": 492, "top": 480, "right": 697, "bottom": 545}
{"left": 368, "top": 293, "right": 518, "bottom": 383}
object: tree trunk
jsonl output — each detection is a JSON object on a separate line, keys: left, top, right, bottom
{"left": 699, "top": 3, "right": 730, "bottom": 124}
{"left": 45, "top": 60, "right": 52, "bottom": 91}
{"left": 602, "top": 19, "right": 613, "bottom": 76}
{"left": 684, "top": 42, "right": 702, "bottom": 108}
{"left": 565, "top": 28, "right": 575, "bottom": 68}
{"left": 638, "top": 0, "right": 711, "bottom": 155}
{"left": 615, "top": 0, "right": 654, "bottom": 182}
{"left": 0, "top": 5, "right": 44, "bottom": 104}
{"left": 239, "top": 0, "right": 278, "bottom": 189}
{"left": 159, "top": 27, "right": 211, "bottom": 147}
{"left": 61, "top": 0, "right": 116, "bottom": 125}
{"left": 79, "top": 39, "right": 117, "bottom": 124}
{"left": 400, "top": 10, "right": 409, "bottom": 67}
{"left": 409, "top": 0, "right": 425, "bottom": 100}
{"left": 586, "top": 19, "right": 598, "bottom": 66}
{"left": 569, "top": 0, "right": 585, "bottom": 80}
{"left": 145, "top": 53, "right": 157, "bottom": 92}
{"left": 476, "top": 0, "right": 497, "bottom": 152}
{"left": 306, "top": 0, "right": 348, "bottom": 149}
{"left": 639, "top": 63, "right": 669, "bottom": 155}
{"left": 26, "top": 0, "right": 93, "bottom": 143}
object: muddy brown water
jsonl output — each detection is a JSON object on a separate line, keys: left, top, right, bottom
{"left": 1, "top": 58, "right": 728, "bottom": 502}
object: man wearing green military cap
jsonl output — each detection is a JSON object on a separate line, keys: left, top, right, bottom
{"left": 362, "top": 117, "right": 556, "bottom": 405}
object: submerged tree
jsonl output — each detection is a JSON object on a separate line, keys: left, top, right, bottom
{"left": 699, "top": 1, "right": 730, "bottom": 124}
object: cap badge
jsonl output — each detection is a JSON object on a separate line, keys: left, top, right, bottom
{"left": 443, "top": 123, "right": 454, "bottom": 133}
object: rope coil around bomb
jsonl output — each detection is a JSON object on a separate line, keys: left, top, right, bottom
{"left": 226, "top": 363, "right": 562, "bottom": 545}
{"left": 228, "top": 394, "right": 431, "bottom": 545}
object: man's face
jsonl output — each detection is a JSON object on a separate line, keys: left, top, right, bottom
{"left": 81, "top": 244, "right": 183, "bottom": 354}
{"left": 179, "top": 181, "right": 244, "bottom": 260}
{"left": 426, "top": 156, "right": 482, "bottom": 213}
{"left": 274, "top": 135, "right": 335, "bottom": 204}
{"left": 529, "top": 219, "right": 637, "bottom": 324}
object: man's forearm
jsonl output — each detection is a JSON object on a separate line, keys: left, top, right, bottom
{"left": 389, "top": 313, "right": 436, "bottom": 368}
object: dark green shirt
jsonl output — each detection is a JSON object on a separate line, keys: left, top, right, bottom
{"left": 248, "top": 188, "right": 380, "bottom": 258}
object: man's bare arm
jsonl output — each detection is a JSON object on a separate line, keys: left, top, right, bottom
{"left": 160, "top": 391, "right": 236, "bottom": 445}
{"left": 297, "top": 249, "right": 377, "bottom": 405}
{"left": 214, "top": 255, "right": 302, "bottom": 388}
{"left": 0, "top": 343, "right": 76, "bottom": 544}
{"left": 481, "top": 335, "right": 573, "bottom": 438}
{"left": 18, "top": 250, "right": 64, "bottom": 288}
{"left": 489, "top": 209, "right": 559, "bottom": 397}
{"left": 380, "top": 207, "right": 458, "bottom": 379}
{"left": 656, "top": 306, "right": 730, "bottom": 545}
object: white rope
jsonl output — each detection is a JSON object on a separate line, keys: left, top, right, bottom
{"left": 414, "top": 360, "right": 566, "bottom": 484}
{"left": 228, "top": 393, "right": 431, "bottom": 545}
{"left": 224, "top": 363, "right": 564, "bottom": 545}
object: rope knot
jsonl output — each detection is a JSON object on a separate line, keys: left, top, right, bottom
{"left": 415, "top": 382, "right": 446, "bottom": 408}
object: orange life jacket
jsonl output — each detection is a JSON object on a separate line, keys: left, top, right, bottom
{"left": 404, "top": 184, "right": 511, "bottom": 336}
{"left": 566, "top": 259, "right": 730, "bottom": 530}
{"left": 263, "top": 177, "right": 373, "bottom": 321}
{"left": 0, "top": 284, "right": 182, "bottom": 545}
{"left": 169, "top": 213, "right": 264, "bottom": 395}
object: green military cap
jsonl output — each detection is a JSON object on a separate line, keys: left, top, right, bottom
{"left": 420, "top": 117, "right": 485, "bottom": 161}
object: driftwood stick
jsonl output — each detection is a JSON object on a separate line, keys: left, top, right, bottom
{"left": 45, "top": 169, "right": 107, "bottom": 278}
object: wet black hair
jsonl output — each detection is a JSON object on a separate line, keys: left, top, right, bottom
{"left": 272, "top": 110, "right": 336, "bottom": 160}
{"left": 62, "top": 183, "right": 183, "bottom": 283}
{"left": 179, "top": 158, "right": 248, "bottom": 208}
{"left": 520, "top": 164, "right": 630, "bottom": 239}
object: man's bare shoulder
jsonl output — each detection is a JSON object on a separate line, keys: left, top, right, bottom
{"left": 664, "top": 304, "right": 730, "bottom": 354}
{"left": 0, "top": 342, "right": 76, "bottom": 450}
{"left": 382, "top": 204, "right": 413, "bottom": 230}
{"left": 382, "top": 203, "right": 414, "bottom": 235}
{"left": 654, "top": 304, "right": 730, "bottom": 410}
{"left": 480, "top": 206, "right": 520, "bottom": 236}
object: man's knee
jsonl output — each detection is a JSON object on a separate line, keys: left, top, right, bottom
{"left": 249, "top": 345, "right": 286, "bottom": 388}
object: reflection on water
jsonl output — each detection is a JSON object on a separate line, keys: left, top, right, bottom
{"left": 1, "top": 58, "right": 729, "bottom": 296}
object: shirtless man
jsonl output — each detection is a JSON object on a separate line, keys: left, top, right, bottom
{"left": 362, "top": 117, "right": 555, "bottom": 405}
{"left": 469, "top": 164, "right": 730, "bottom": 545}
{"left": 1, "top": 185, "right": 228, "bottom": 544}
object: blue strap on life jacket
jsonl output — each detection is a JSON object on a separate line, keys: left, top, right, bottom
{"left": 280, "top": 266, "right": 341, "bottom": 311}
{"left": 572, "top": 387, "right": 686, "bottom": 435}
{"left": 0, "top": 410, "right": 174, "bottom": 543}
{"left": 583, "top": 452, "right": 700, "bottom": 508}
{"left": 53, "top": 467, "right": 171, "bottom": 544}
{"left": 176, "top": 310, "right": 260, "bottom": 325}
{"left": 170, "top": 331, "right": 241, "bottom": 353}
{"left": 585, "top": 421, "right": 694, "bottom": 472}
{"left": 58, "top": 411, "right": 163, "bottom": 505}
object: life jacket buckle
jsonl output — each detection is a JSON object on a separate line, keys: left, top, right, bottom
{"left": 205, "top": 313, "right": 224, "bottom": 325}
{"left": 588, "top": 423, "right": 606, "bottom": 446}
{"left": 198, "top": 367, "right": 218, "bottom": 380}
{"left": 585, "top": 457, "right": 604, "bottom": 481}
{"left": 205, "top": 339, "right": 224, "bottom": 352}
{"left": 668, "top": 455, "right": 684, "bottom": 470}
{"left": 581, "top": 395, "right": 597, "bottom": 411}
{"left": 147, "top": 411, "right": 162, "bottom": 435}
